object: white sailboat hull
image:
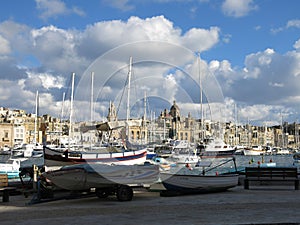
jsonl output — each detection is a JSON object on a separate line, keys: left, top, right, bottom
{"left": 160, "top": 172, "right": 239, "bottom": 193}
{"left": 42, "top": 163, "right": 160, "bottom": 191}
{"left": 43, "top": 146, "right": 147, "bottom": 170}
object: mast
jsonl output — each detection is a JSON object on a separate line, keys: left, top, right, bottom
{"left": 234, "top": 103, "right": 237, "bottom": 146}
{"left": 68, "top": 72, "right": 75, "bottom": 148}
{"left": 126, "top": 57, "right": 132, "bottom": 138}
{"left": 90, "top": 72, "right": 94, "bottom": 149}
{"left": 60, "top": 92, "right": 65, "bottom": 146}
{"left": 90, "top": 72, "right": 94, "bottom": 124}
{"left": 34, "top": 90, "right": 39, "bottom": 144}
{"left": 198, "top": 52, "right": 204, "bottom": 141}
{"left": 143, "top": 91, "right": 147, "bottom": 143}
{"left": 281, "top": 112, "right": 284, "bottom": 148}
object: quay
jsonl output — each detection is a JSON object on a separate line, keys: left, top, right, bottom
{"left": 0, "top": 185, "right": 300, "bottom": 225}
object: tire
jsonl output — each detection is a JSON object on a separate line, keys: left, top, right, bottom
{"left": 116, "top": 185, "right": 133, "bottom": 201}
{"left": 95, "top": 188, "right": 111, "bottom": 199}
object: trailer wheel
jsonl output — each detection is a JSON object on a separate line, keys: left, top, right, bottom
{"left": 95, "top": 188, "right": 111, "bottom": 198}
{"left": 116, "top": 185, "right": 133, "bottom": 201}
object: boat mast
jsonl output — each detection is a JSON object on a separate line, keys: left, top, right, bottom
{"left": 68, "top": 72, "right": 75, "bottom": 149}
{"left": 90, "top": 72, "right": 94, "bottom": 149}
{"left": 126, "top": 57, "right": 132, "bottom": 139}
{"left": 34, "top": 90, "right": 39, "bottom": 144}
{"left": 281, "top": 112, "right": 284, "bottom": 148}
{"left": 143, "top": 91, "right": 147, "bottom": 144}
{"left": 60, "top": 92, "right": 65, "bottom": 146}
{"left": 198, "top": 52, "right": 204, "bottom": 141}
{"left": 90, "top": 72, "right": 94, "bottom": 124}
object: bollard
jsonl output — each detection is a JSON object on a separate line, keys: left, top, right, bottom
{"left": 33, "top": 164, "right": 38, "bottom": 191}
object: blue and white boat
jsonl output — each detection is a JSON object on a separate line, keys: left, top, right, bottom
{"left": 0, "top": 158, "right": 22, "bottom": 179}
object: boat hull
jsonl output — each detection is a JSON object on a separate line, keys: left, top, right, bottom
{"left": 42, "top": 163, "right": 160, "bottom": 191}
{"left": 200, "top": 149, "right": 236, "bottom": 158}
{"left": 43, "top": 146, "right": 147, "bottom": 169}
{"left": 243, "top": 149, "right": 265, "bottom": 156}
{"left": 160, "top": 173, "right": 239, "bottom": 194}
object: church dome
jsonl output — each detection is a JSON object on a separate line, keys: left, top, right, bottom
{"left": 170, "top": 100, "right": 180, "bottom": 118}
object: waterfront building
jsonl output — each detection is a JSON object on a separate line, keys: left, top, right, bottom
{"left": 0, "top": 122, "right": 13, "bottom": 148}
{"left": 1, "top": 104, "right": 300, "bottom": 150}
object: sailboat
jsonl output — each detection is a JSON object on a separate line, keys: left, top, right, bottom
{"left": 159, "top": 54, "right": 239, "bottom": 195}
{"left": 41, "top": 162, "right": 159, "bottom": 201}
{"left": 12, "top": 90, "right": 43, "bottom": 158}
{"left": 44, "top": 62, "right": 148, "bottom": 170}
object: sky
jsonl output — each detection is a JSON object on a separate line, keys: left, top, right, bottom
{"left": 0, "top": 0, "right": 300, "bottom": 126}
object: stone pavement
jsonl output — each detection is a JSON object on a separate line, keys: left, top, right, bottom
{"left": 0, "top": 185, "right": 300, "bottom": 225}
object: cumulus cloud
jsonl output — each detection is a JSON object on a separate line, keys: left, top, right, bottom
{"left": 0, "top": 16, "right": 223, "bottom": 120}
{"left": 210, "top": 47, "right": 300, "bottom": 124}
{"left": 294, "top": 39, "right": 300, "bottom": 50}
{"left": 0, "top": 35, "right": 11, "bottom": 55}
{"left": 182, "top": 27, "right": 220, "bottom": 52}
{"left": 30, "top": 25, "right": 87, "bottom": 74}
{"left": 1, "top": 13, "right": 300, "bottom": 125}
{"left": 222, "top": 0, "right": 258, "bottom": 18}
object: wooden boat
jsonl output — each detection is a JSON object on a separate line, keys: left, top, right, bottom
{"left": 159, "top": 157, "right": 239, "bottom": 195}
{"left": 160, "top": 172, "right": 239, "bottom": 195}
{"left": 43, "top": 67, "right": 147, "bottom": 170}
{"left": 42, "top": 163, "right": 159, "bottom": 201}
{"left": 43, "top": 145, "right": 148, "bottom": 170}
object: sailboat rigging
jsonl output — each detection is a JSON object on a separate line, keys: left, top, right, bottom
{"left": 43, "top": 61, "right": 148, "bottom": 170}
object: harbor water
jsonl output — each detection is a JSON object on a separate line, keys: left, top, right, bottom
{"left": 0, "top": 153, "right": 297, "bottom": 178}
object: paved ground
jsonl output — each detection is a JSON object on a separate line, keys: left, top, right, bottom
{"left": 0, "top": 184, "right": 300, "bottom": 225}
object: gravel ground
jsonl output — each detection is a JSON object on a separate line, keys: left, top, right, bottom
{"left": 0, "top": 185, "right": 300, "bottom": 225}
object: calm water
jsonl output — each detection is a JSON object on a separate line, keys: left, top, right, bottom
{"left": 201, "top": 154, "right": 297, "bottom": 175}
{"left": 0, "top": 153, "right": 297, "bottom": 176}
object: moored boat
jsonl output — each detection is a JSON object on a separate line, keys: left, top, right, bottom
{"left": 43, "top": 145, "right": 148, "bottom": 170}
{"left": 200, "top": 139, "right": 236, "bottom": 158}
{"left": 243, "top": 145, "right": 265, "bottom": 156}
{"left": 0, "top": 158, "right": 23, "bottom": 179}
{"left": 159, "top": 157, "right": 239, "bottom": 195}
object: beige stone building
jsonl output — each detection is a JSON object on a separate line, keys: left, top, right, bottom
{"left": 1, "top": 104, "right": 300, "bottom": 150}
{"left": 0, "top": 122, "right": 13, "bottom": 148}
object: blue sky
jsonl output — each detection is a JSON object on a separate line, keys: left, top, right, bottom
{"left": 0, "top": 0, "right": 300, "bottom": 126}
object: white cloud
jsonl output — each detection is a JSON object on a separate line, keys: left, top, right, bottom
{"left": 35, "top": 0, "right": 85, "bottom": 20}
{"left": 286, "top": 19, "right": 300, "bottom": 29}
{"left": 0, "top": 35, "right": 11, "bottom": 55}
{"left": 222, "top": 0, "right": 258, "bottom": 18}
{"left": 0, "top": 16, "right": 223, "bottom": 120}
{"left": 26, "top": 71, "right": 65, "bottom": 90}
{"left": 294, "top": 39, "right": 300, "bottom": 50}
{"left": 102, "top": 0, "right": 134, "bottom": 11}
{"left": 271, "top": 19, "right": 300, "bottom": 34}
{"left": 1, "top": 14, "right": 300, "bottom": 124}
{"left": 30, "top": 25, "right": 87, "bottom": 74}
{"left": 268, "top": 82, "right": 283, "bottom": 88}
{"left": 182, "top": 27, "right": 220, "bottom": 52}
{"left": 215, "top": 47, "right": 300, "bottom": 124}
